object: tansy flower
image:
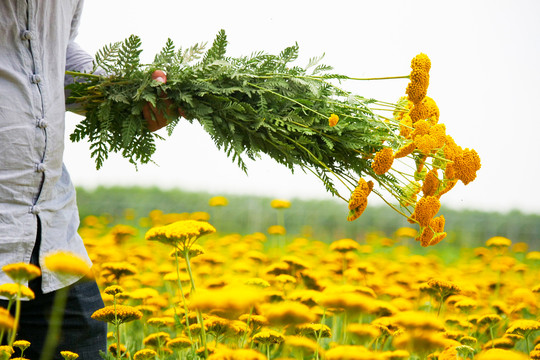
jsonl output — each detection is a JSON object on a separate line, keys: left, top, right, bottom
{"left": 170, "top": 244, "right": 205, "bottom": 259}
{"left": 411, "top": 196, "right": 441, "bottom": 227}
{"left": 328, "top": 113, "right": 339, "bottom": 127}
{"left": 395, "top": 227, "right": 417, "bottom": 238}
{"left": 190, "top": 285, "right": 263, "bottom": 318}
{"left": 453, "top": 148, "right": 481, "bottom": 185}
{"left": 271, "top": 199, "right": 291, "bottom": 209}
{"left": 406, "top": 53, "right": 431, "bottom": 104}
{"left": 166, "top": 336, "right": 192, "bottom": 350}
{"left": 347, "top": 323, "right": 380, "bottom": 342}
{"left": 108, "top": 343, "right": 129, "bottom": 359}
{"left": 147, "top": 317, "right": 175, "bottom": 328}
{"left": 101, "top": 262, "right": 137, "bottom": 281}
{"left": 506, "top": 319, "right": 540, "bottom": 336}
{"left": 485, "top": 236, "right": 512, "bottom": 248}
{"left": 143, "top": 332, "right": 170, "bottom": 347}
{"left": 0, "top": 284, "right": 35, "bottom": 300}
{"left": 295, "top": 324, "right": 331, "bottom": 339}
{"left": 426, "top": 278, "right": 461, "bottom": 300}
{"left": 252, "top": 329, "right": 285, "bottom": 345}
{"left": 12, "top": 340, "right": 30, "bottom": 354}
{"left": 476, "top": 349, "right": 527, "bottom": 360}
{"left": 2, "top": 263, "right": 41, "bottom": 283}
{"left": 145, "top": 220, "right": 216, "bottom": 248}
{"left": 104, "top": 285, "right": 124, "bottom": 296}
{"left": 208, "top": 349, "right": 266, "bottom": 360}
{"left": 91, "top": 305, "right": 143, "bottom": 325}
{"left": 44, "top": 251, "right": 92, "bottom": 278}
{"left": 60, "top": 351, "right": 79, "bottom": 360}
{"left": 416, "top": 215, "right": 446, "bottom": 247}
{"left": 422, "top": 169, "right": 440, "bottom": 197}
{"left": 330, "top": 238, "right": 360, "bottom": 253}
{"left": 133, "top": 349, "right": 157, "bottom": 360}
{"left": 347, "top": 179, "right": 374, "bottom": 221}
{"left": 325, "top": 345, "right": 373, "bottom": 360}
{"left": 477, "top": 314, "right": 502, "bottom": 327}
{"left": 208, "top": 196, "right": 228, "bottom": 207}
{"left": 394, "top": 142, "right": 416, "bottom": 159}
{"left": 267, "top": 225, "right": 286, "bottom": 235}
{"left": 372, "top": 147, "right": 394, "bottom": 175}
{"left": 284, "top": 335, "right": 319, "bottom": 356}
{"left": 0, "top": 307, "right": 15, "bottom": 330}
{"left": 260, "top": 301, "right": 316, "bottom": 325}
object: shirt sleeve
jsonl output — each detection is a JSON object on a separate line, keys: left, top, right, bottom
{"left": 65, "top": 0, "right": 94, "bottom": 84}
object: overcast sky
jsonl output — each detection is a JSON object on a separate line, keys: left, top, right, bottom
{"left": 64, "top": 0, "right": 540, "bottom": 214}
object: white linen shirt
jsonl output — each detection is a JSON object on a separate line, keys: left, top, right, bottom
{"left": 0, "top": 0, "right": 93, "bottom": 293}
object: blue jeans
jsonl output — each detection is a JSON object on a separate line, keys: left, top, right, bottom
{"left": 0, "top": 219, "right": 107, "bottom": 359}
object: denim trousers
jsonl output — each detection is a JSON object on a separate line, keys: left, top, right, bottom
{"left": 0, "top": 220, "right": 107, "bottom": 359}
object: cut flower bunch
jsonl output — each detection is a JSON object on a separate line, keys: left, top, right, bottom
{"left": 66, "top": 31, "right": 480, "bottom": 245}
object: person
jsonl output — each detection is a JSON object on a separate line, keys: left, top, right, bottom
{"left": 0, "top": 1, "right": 173, "bottom": 358}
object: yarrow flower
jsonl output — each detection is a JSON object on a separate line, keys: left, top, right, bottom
{"left": 60, "top": 351, "right": 79, "bottom": 360}
{"left": 44, "top": 251, "right": 92, "bottom": 278}
{"left": 347, "top": 179, "right": 374, "bottom": 221}
{"left": 267, "top": 225, "right": 286, "bottom": 235}
{"left": 328, "top": 113, "right": 339, "bottom": 127}
{"left": 133, "top": 349, "right": 157, "bottom": 360}
{"left": 330, "top": 238, "right": 360, "bottom": 253}
{"left": 2, "top": 263, "right": 41, "bottom": 283}
{"left": 252, "top": 329, "right": 285, "bottom": 345}
{"left": 0, "top": 307, "right": 15, "bottom": 331}
{"left": 208, "top": 196, "right": 228, "bottom": 207}
{"left": 406, "top": 53, "right": 431, "bottom": 104}
{"left": 91, "top": 304, "right": 143, "bottom": 325}
{"left": 101, "top": 262, "right": 137, "bottom": 281}
{"left": 0, "top": 284, "right": 35, "bottom": 300}
{"left": 166, "top": 336, "right": 192, "bottom": 350}
{"left": 270, "top": 199, "right": 291, "bottom": 209}
{"left": 145, "top": 220, "right": 216, "bottom": 248}
{"left": 372, "top": 147, "right": 394, "bottom": 175}
{"left": 411, "top": 196, "right": 441, "bottom": 227}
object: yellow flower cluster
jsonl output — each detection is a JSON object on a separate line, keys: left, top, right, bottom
{"left": 328, "top": 113, "right": 339, "bottom": 127}
{"left": 91, "top": 304, "right": 143, "bottom": 325}
{"left": 44, "top": 251, "right": 92, "bottom": 278}
{"left": 347, "top": 179, "right": 374, "bottom": 221}
{"left": 2, "top": 263, "right": 41, "bottom": 283}
{"left": 145, "top": 220, "right": 216, "bottom": 248}
{"left": 270, "top": 199, "right": 291, "bottom": 209}
{"left": 371, "top": 147, "right": 394, "bottom": 175}
{"left": 209, "top": 196, "right": 229, "bottom": 207}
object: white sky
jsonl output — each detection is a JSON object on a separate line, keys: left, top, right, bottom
{"left": 64, "top": 0, "right": 540, "bottom": 214}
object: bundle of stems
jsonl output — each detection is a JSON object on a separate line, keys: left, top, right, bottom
{"left": 66, "top": 30, "right": 480, "bottom": 242}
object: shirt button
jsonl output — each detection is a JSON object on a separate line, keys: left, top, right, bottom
{"left": 21, "top": 30, "right": 34, "bottom": 41}
{"left": 30, "top": 206, "right": 41, "bottom": 215}
{"left": 35, "top": 163, "right": 46, "bottom": 173}
{"left": 31, "top": 74, "right": 42, "bottom": 84}
{"left": 36, "top": 118, "right": 48, "bottom": 129}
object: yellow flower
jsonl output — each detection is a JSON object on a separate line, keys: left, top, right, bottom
{"left": 244, "top": 278, "right": 270, "bottom": 288}
{"left": 416, "top": 215, "right": 446, "bottom": 247}
{"left": 284, "top": 335, "right": 319, "bottom": 355}
{"left": 411, "top": 196, "right": 441, "bottom": 227}
{"left": 190, "top": 285, "right": 263, "bottom": 319}
{"left": 476, "top": 349, "right": 527, "bottom": 360}
{"left": 166, "top": 336, "right": 192, "bottom": 350}
{"left": 295, "top": 324, "right": 331, "bottom": 339}
{"left": 108, "top": 343, "right": 129, "bottom": 358}
{"left": 170, "top": 244, "right": 205, "bottom": 259}
{"left": 426, "top": 278, "right": 461, "bottom": 299}
{"left": 394, "top": 227, "right": 417, "bottom": 238}
{"left": 399, "top": 114, "right": 413, "bottom": 138}
{"left": 477, "top": 314, "right": 502, "bottom": 327}
{"left": 421, "top": 169, "right": 440, "bottom": 197}
{"left": 147, "top": 317, "right": 175, "bottom": 328}
{"left": 0, "top": 284, "right": 35, "bottom": 300}
{"left": 252, "top": 329, "right": 285, "bottom": 345}
{"left": 485, "top": 236, "right": 512, "bottom": 248}
{"left": 270, "top": 199, "right": 291, "bottom": 209}
{"left": 506, "top": 319, "right": 540, "bottom": 336}
{"left": 260, "top": 301, "right": 316, "bottom": 326}
{"left": 44, "top": 252, "right": 92, "bottom": 278}
{"left": 0, "top": 346, "right": 14, "bottom": 359}
{"left": 104, "top": 285, "right": 124, "bottom": 296}
{"left": 239, "top": 314, "right": 268, "bottom": 328}
{"left": 145, "top": 220, "right": 216, "bottom": 248}
{"left": 325, "top": 345, "right": 375, "bottom": 360}
{"left": 143, "top": 332, "right": 170, "bottom": 347}
{"left": 101, "top": 261, "right": 137, "bottom": 281}
{"left": 209, "top": 196, "right": 228, "bottom": 207}
{"left": 330, "top": 238, "right": 360, "bottom": 253}
{"left": 0, "top": 307, "right": 15, "bottom": 331}
{"left": 347, "top": 179, "right": 374, "bottom": 221}
{"left": 133, "top": 349, "right": 157, "bottom": 360}
{"left": 60, "top": 351, "right": 79, "bottom": 360}
{"left": 406, "top": 53, "right": 431, "bottom": 104}
{"left": 91, "top": 305, "right": 143, "bottom": 325}
{"left": 453, "top": 148, "right": 481, "bottom": 185}
{"left": 2, "top": 263, "right": 41, "bottom": 283}
{"left": 372, "top": 147, "right": 394, "bottom": 175}
{"left": 267, "top": 225, "right": 286, "bottom": 235}
{"left": 12, "top": 340, "right": 30, "bottom": 352}
{"left": 329, "top": 113, "right": 339, "bottom": 127}
{"left": 208, "top": 348, "right": 266, "bottom": 360}
{"left": 347, "top": 323, "right": 380, "bottom": 342}
{"left": 394, "top": 142, "right": 416, "bottom": 159}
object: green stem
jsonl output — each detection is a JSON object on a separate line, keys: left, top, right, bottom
{"left": 314, "top": 308, "right": 327, "bottom": 360}
{"left": 65, "top": 70, "right": 103, "bottom": 79}
{"left": 40, "top": 287, "right": 69, "bottom": 360}
{"left": 173, "top": 250, "right": 195, "bottom": 356}
{"left": 0, "top": 299, "right": 14, "bottom": 344}
{"left": 8, "top": 286, "right": 22, "bottom": 346}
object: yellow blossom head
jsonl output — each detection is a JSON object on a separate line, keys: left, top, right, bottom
{"left": 372, "top": 147, "right": 394, "bottom": 175}
{"left": 0, "top": 284, "right": 35, "bottom": 301}
{"left": 270, "top": 199, "right": 291, "bottom": 209}
{"left": 145, "top": 220, "right": 216, "bottom": 248}
{"left": 91, "top": 304, "right": 143, "bottom": 325}
{"left": 44, "top": 252, "right": 92, "bottom": 278}
{"left": 208, "top": 196, "right": 228, "bottom": 207}
{"left": 60, "top": 351, "right": 79, "bottom": 360}
{"left": 0, "top": 307, "right": 15, "bottom": 331}
{"left": 2, "top": 263, "right": 41, "bottom": 283}
{"left": 328, "top": 113, "right": 339, "bottom": 127}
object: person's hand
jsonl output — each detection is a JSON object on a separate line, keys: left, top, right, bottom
{"left": 142, "top": 70, "right": 180, "bottom": 132}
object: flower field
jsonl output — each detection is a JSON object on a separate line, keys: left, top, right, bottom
{"left": 3, "top": 198, "right": 539, "bottom": 360}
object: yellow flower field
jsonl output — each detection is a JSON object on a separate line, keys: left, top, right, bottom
{"left": 2, "top": 201, "right": 540, "bottom": 360}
